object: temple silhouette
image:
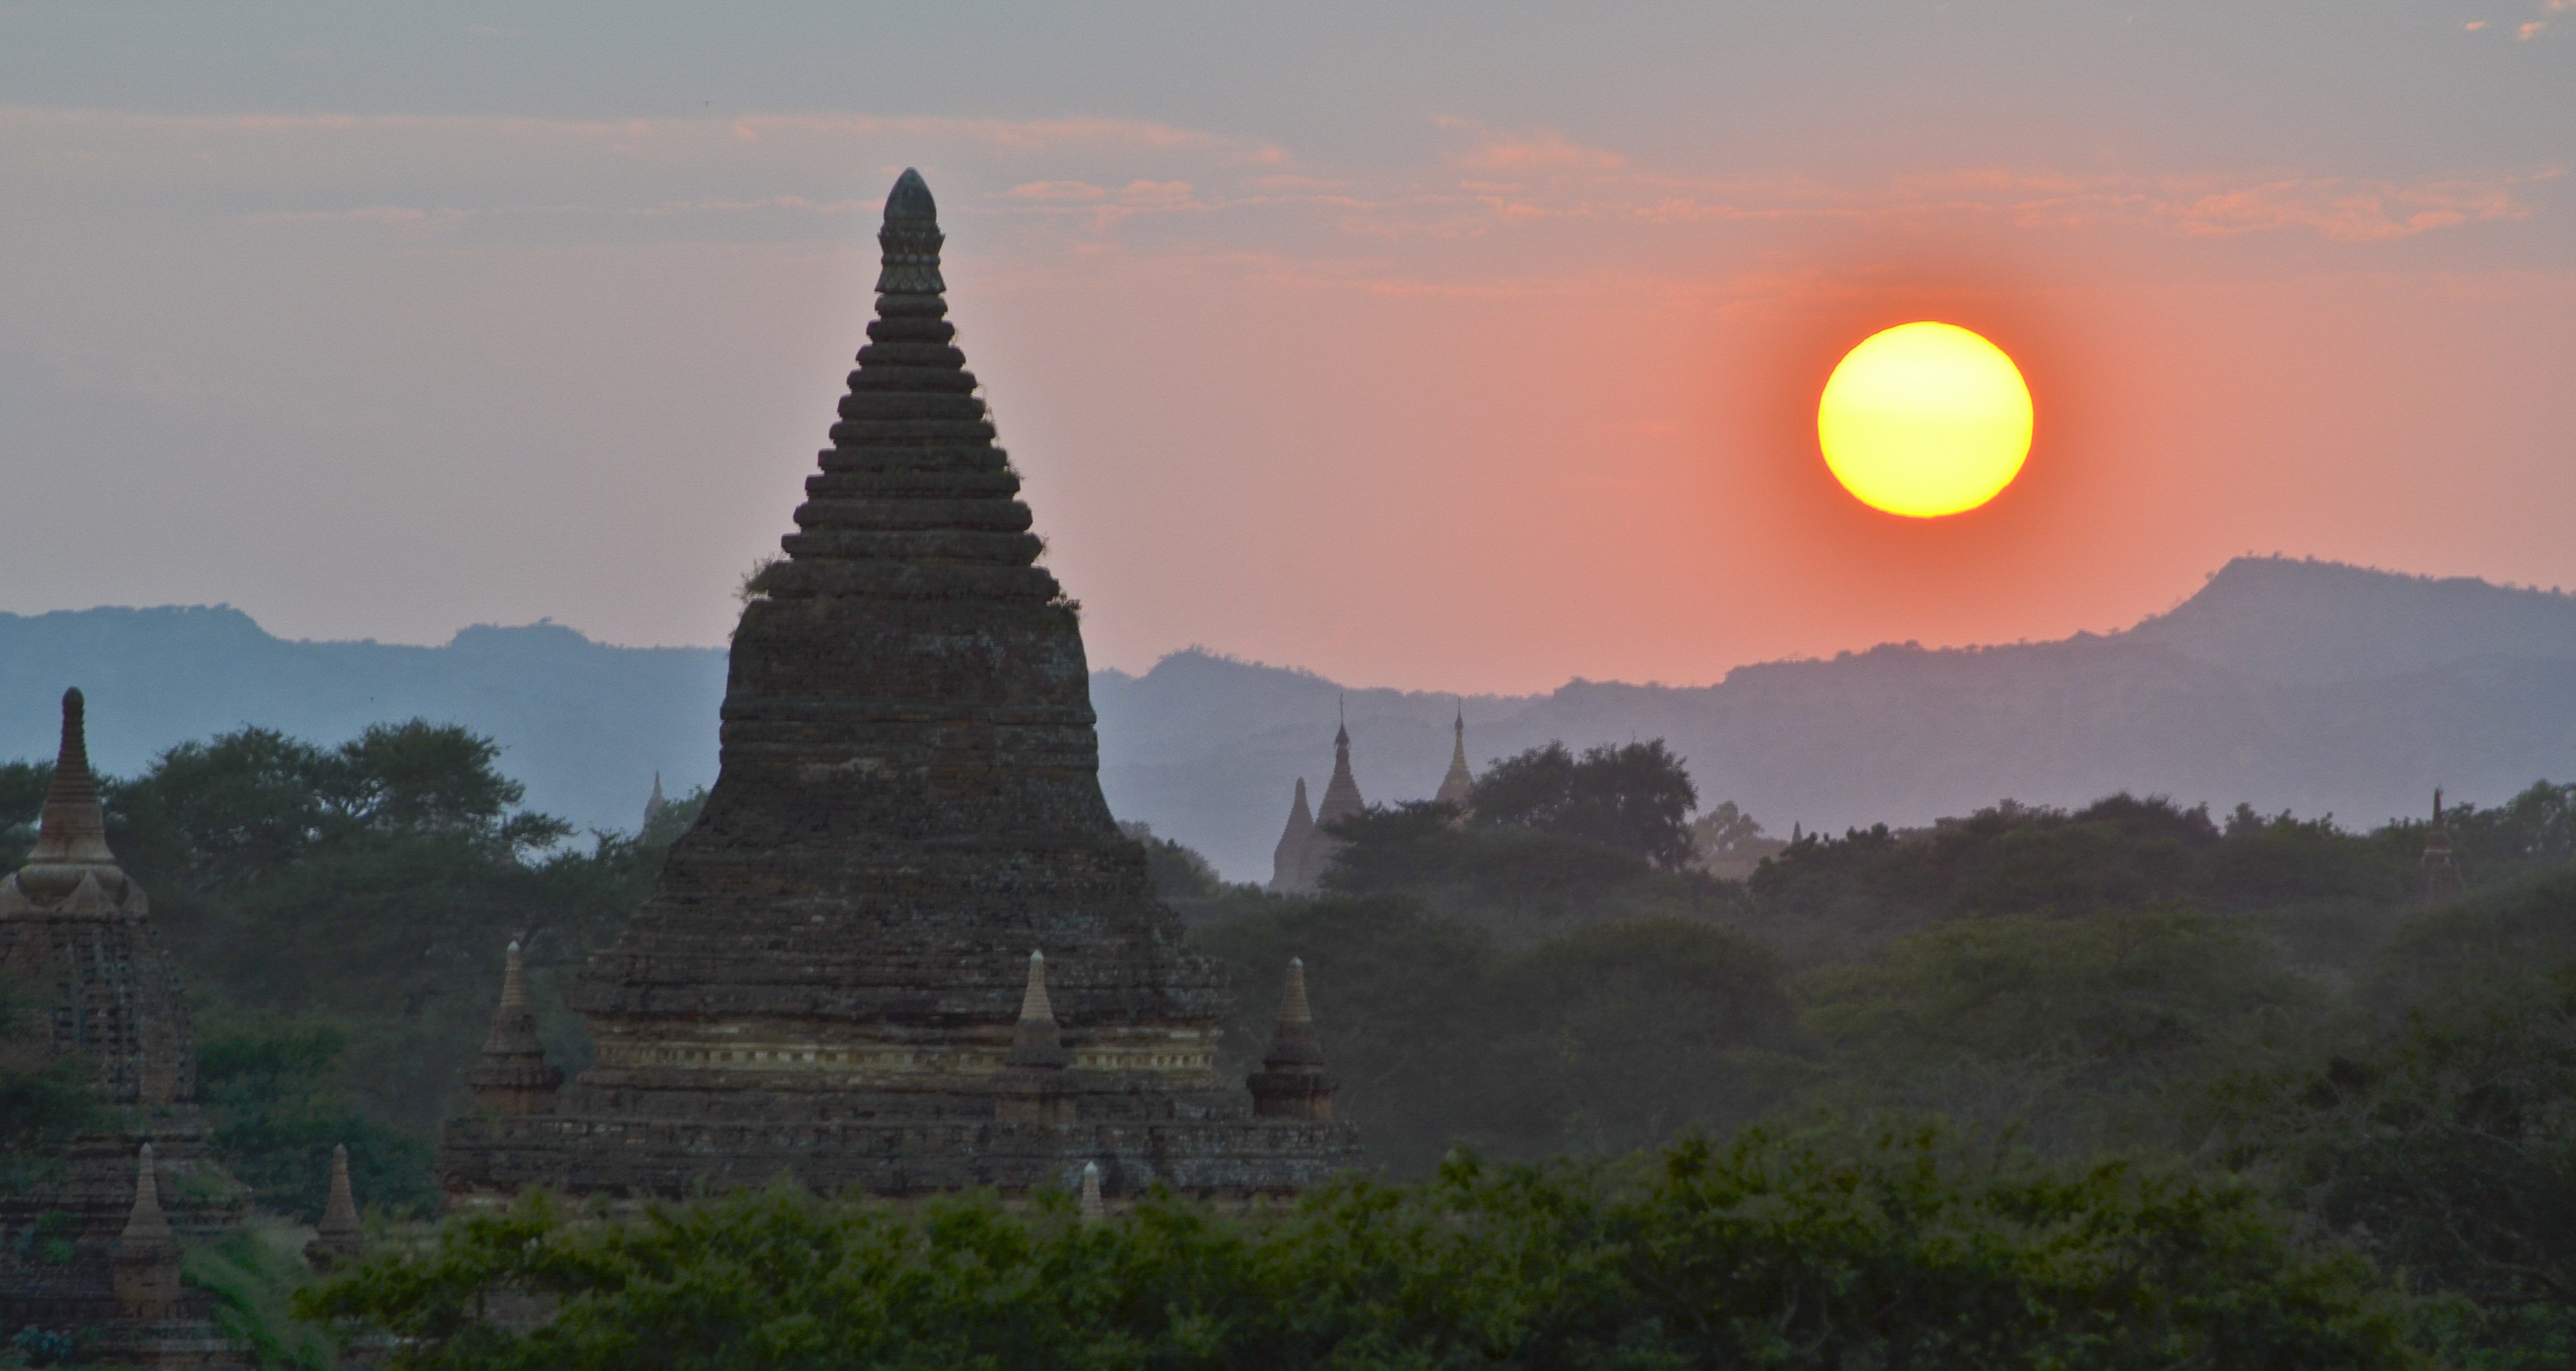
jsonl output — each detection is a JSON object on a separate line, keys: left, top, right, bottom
{"left": 436, "top": 170, "right": 1362, "bottom": 1205}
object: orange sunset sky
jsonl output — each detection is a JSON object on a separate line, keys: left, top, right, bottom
{"left": 2, "top": 3, "right": 2570, "bottom": 693}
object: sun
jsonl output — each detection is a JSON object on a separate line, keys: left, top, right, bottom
{"left": 1816, "top": 322, "right": 2032, "bottom": 518}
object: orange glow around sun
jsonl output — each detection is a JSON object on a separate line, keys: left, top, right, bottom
{"left": 1817, "top": 321, "right": 2033, "bottom": 518}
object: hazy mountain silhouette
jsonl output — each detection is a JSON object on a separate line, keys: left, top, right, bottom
{"left": 0, "top": 605, "right": 727, "bottom": 836}
{"left": 1096, "top": 557, "right": 2576, "bottom": 879}
{"left": 6, "top": 557, "right": 2573, "bottom": 877}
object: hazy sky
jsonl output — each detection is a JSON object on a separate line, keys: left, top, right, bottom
{"left": 3, "top": 2, "right": 2569, "bottom": 692}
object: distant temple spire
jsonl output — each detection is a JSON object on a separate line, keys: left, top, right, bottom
{"left": 468, "top": 940, "right": 561, "bottom": 1115}
{"left": 1316, "top": 706, "right": 1364, "bottom": 826}
{"left": 643, "top": 772, "right": 669, "bottom": 832}
{"left": 113, "top": 1143, "right": 182, "bottom": 1319}
{"left": 2417, "top": 787, "right": 2466, "bottom": 903}
{"left": 1433, "top": 702, "right": 1475, "bottom": 818}
{"left": 1248, "top": 958, "right": 1337, "bottom": 1121}
{"left": 308, "top": 1143, "right": 364, "bottom": 1267}
{"left": 1268, "top": 779, "right": 1317, "bottom": 893}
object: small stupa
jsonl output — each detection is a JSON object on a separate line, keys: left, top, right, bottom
{"left": 437, "top": 170, "right": 1361, "bottom": 1204}
{"left": 306, "top": 1144, "right": 365, "bottom": 1268}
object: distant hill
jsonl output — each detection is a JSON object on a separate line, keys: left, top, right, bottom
{"left": 8, "top": 557, "right": 2575, "bottom": 879}
{"left": 0, "top": 605, "right": 727, "bottom": 837}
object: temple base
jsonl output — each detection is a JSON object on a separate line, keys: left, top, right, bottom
{"left": 436, "top": 1109, "right": 1364, "bottom": 1205}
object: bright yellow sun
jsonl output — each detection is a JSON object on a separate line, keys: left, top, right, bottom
{"left": 1817, "top": 321, "right": 2032, "bottom": 518}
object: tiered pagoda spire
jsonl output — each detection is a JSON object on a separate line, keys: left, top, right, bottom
{"left": 436, "top": 169, "right": 1360, "bottom": 1204}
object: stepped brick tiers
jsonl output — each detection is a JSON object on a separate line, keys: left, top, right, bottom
{"left": 437, "top": 169, "right": 1362, "bottom": 1207}
{"left": 1, "top": 691, "right": 243, "bottom": 1365}
{"left": 2417, "top": 788, "right": 2467, "bottom": 903}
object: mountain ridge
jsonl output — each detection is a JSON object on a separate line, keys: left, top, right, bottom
{"left": 4, "top": 556, "right": 2572, "bottom": 879}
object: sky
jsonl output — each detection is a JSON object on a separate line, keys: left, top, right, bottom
{"left": 2, "top": 2, "right": 2570, "bottom": 693}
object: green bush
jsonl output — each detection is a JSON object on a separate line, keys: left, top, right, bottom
{"left": 294, "top": 1123, "right": 2416, "bottom": 1370}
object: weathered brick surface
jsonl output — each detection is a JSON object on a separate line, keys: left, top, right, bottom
{"left": 440, "top": 170, "right": 1362, "bottom": 1203}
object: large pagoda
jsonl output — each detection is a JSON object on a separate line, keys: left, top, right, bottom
{"left": 438, "top": 169, "right": 1361, "bottom": 1203}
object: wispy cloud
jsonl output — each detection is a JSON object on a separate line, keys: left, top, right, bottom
{"left": 2, "top": 104, "right": 2547, "bottom": 261}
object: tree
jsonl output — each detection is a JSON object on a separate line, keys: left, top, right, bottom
{"left": 1471, "top": 739, "right": 1700, "bottom": 871}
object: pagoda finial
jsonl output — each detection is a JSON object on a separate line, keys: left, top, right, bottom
{"left": 4, "top": 686, "right": 146, "bottom": 918}
{"left": 876, "top": 168, "right": 945, "bottom": 297}
{"left": 1278, "top": 956, "right": 1313, "bottom": 1028}
{"left": 30, "top": 687, "right": 116, "bottom": 866}
{"left": 498, "top": 939, "right": 530, "bottom": 1016}
{"left": 1079, "top": 1160, "right": 1105, "bottom": 1221}
{"left": 1006, "top": 950, "right": 1067, "bottom": 1068}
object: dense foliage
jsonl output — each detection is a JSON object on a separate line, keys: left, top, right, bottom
{"left": 0, "top": 721, "right": 700, "bottom": 1218}
{"left": 297, "top": 1124, "right": 2414, "bottom": 1371}
{"left": 1199, "top": 897, "right": 1794, "bottom": 1172}
{"left": 1468, "top": 739, "right": 1700, "bottom": 871}
{"left": 15, "top": 714, "right": 2576, "bottom": 1364}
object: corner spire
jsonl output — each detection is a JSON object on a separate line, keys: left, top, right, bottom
{"left": 120, "top": 1142, "right": 172, "bottom": 1244}
{"left": 114, "top": 1142, "right": 182, "bottom": 1319}
{"left": 1248, "top": 957, "right": 1336, "bottom": 1120}
{"left": 1006, "top": 950, "right": 1067, "bottom": 1068}
{"left": 469, "top": 940, "right": 561, "bottom": 1115}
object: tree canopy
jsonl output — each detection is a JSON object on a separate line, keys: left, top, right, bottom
{"left": 296, "top": 1124, "right": 2415, "bottom": 1371}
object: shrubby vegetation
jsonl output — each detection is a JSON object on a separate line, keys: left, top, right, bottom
{"left": 296, "top": 1125, "right": 2413, "bottom": 1370}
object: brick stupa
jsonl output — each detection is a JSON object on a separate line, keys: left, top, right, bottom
{"left": 438, "top": 169, "right": 1362, "bottom": 1204}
